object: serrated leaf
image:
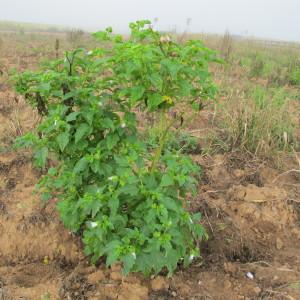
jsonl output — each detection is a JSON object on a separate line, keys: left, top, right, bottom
{"left": 148, "top": 73, "right": 163, "bottom": 91}
{"left": 108, "top": 196, "right": 119, "bottom": 216}
{"left": 122, "top": 253, "right": 136, "bottom": 275}
{"left": 66, "top": 111, "right": 80, "bottom": 122}
{"left": 91, "top": 201, "right": 102, "bottom": 218}
{"left": 179, "top": 80, "right": 192, "bottom": 96}
{"left": 34, "top": 147, "right": 48, "bottom": 168}
{"left": 56, "top": 131, "right": 69, "bottom": 151}
{"left": 165, "top": 248, "right": 179, "bottom": 274}
{"left": 161, "top": 174, "right": 174, "bottom": 187}
{"left": 159, "top": 197, "right": 181, "bottom": 212}
{"left": 130, "top": 85, "right": 145, "bottom": 104}
{"left": 119, "top": 184, "right": 139, "bottom": 196}
{"left": 75, "top": 123, "right": 90, "bottom": 143}
{"left": 104, "top": 240, "right": 122, "bottom": 254}
{"left": 83, "top": 110, "right": 94, "bottom": 125}
{"left": 147, "top": 93, "right": 164, "bottom": 111}
{"left": 74, "top": 157, "right": 88, "bottom": 173}
{"left": 106, "top": 134, "right": 119, "bottom": 150}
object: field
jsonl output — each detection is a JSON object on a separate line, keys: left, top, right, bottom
{"left": 0, "top": 26, "right": 300, "bottom": 300}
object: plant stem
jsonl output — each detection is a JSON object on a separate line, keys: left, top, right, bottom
{"left": 150, "top": 111, "right": 179, "bottom": 174}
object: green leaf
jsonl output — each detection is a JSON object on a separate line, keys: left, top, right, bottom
{"left": 148, "top": 73, "right": 163, "bottom": 91}
{"left": 147, "top": 93, "right": 164, "bottom": 111}
{"left": 122, "top": 253, "right": 136, "bottom": 275}
{"left": 38, "top": 82, "right": 51, "bottom": 92}
{"left": 56, "top": 131, "right": 69, "bottom": 151}
{"left": 161, "top": 174, "right": 174, "bottom": 187}
{"left": 34, "top": 147, "right": 48, "bottom": 168}
{"left": 106, "top": 242, "right": 120, "bottom": 266}
{"left": 41, "top": 192, "right": 52, "bottom": 202}
{"left": 119, "top": 184, "right": 139, "bottom": 196}
{"left": 179, "top": 80, "right": 192, "bottom": 96}
{"left": 66, "top": 111, "right": 80, "bottom": 122}
{"left": 75, "top": 123, "right": 90, "bottom": 143}
{"left": 130, "top": 85, "right": 145, "bottom": 104}
{"left": 108, "top": 196, "right": 119, "bottom": 216}
{"left": 159, "top": 197, "right": 181, "bottom": 212}
{"left": 162, "top": 59, "right": 181, "bottom": 79}
{"left": 165, "top": 248, "right": 179, "bottom": 274}
{"left": 83, "top": 110, "right": 94, "bottom": 125}
{"left": 106, "top": 251, "right": 119, "bottom": 267}
{"left": 106, "top": 134, "right": 119, "bottom": 150}
{"left": 104, "top": 240, "right": 122, "bottom": 254}
{"left": 74, "top": 157, "right": 88, "bottom": 173}
{"left": 91, "top": 201, "right": 102, "bottom": 218}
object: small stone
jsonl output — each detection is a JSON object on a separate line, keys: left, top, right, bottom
{"left": 151, "top": 276, "right": 169, "bottom": 291}
{"left": 87, "top": 270, "right": 105, "bottom": 284}
{"left": 246, "top": 272, "right": 254, "bottom": 280}
{"left": 276, "top": 238, "right": 284, "bottom": 250}
{"left": 171, "top": 291, "right": 177, "bottom": 297}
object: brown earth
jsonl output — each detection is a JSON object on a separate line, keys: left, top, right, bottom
{"left": 0, "top": 34, "right": 300, "bottom": 300}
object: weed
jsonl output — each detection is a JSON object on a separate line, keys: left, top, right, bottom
{"left": 13, "top": 20, "right": 219, "bottom": 276}
{"left": 249, "top": 53, "right": 265, "bottom": 78}
{"left": 218, "top": 85, "right": 295, "bottom": 156}
{"left": 220, "top": 30, "right": 233, "bottom": 63}
{"left": 67, "top": 29, "right": 84, "bottom": 48}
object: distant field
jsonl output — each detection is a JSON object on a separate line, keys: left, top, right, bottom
{"left": 0, "top": 20, "right": 71, "bottom": 33}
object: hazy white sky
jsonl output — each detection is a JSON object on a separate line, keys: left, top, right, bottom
{"left": 1, "top": 0, "right": 300, "bottom": 41}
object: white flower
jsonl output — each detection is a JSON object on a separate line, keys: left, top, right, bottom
{"left": 121, "top": 123, "right": 126, "bottom": 128}
{"left": 189, "top": 254, "right": 195, "bottom": 262}
{"left": 86, "top": 50, "right": 93, "bottom": 55}
{"left": 131, "top": 252, "right": 136, "bottom": 259}
{"left": 90, "top": 221, "right": 98, "bottom": 228}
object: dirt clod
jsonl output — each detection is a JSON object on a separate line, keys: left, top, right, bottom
{"left": 150, "top": 276, "right": 170, "bottom": 292}
{"left": 87, "top": 270, "right": 105, "bottom": 285}
{"left": 119, "top": 282, "right": 149, "bottom": 300}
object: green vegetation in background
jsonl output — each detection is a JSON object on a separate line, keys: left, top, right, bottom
{"left": 218, "top": 85, "right": 296, "bottom": 156}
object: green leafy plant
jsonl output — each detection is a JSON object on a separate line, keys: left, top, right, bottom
{"left": 12, "top": 20, "right": 218, "bottom": 276}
